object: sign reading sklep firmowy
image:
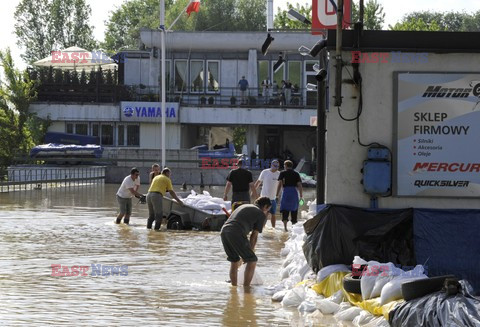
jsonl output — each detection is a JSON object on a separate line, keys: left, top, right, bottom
{"left": 120, "top": 101, "right": 179, "bottom": 123}
{"left": 395, "top": 72, "right": 480, "bottom": 197}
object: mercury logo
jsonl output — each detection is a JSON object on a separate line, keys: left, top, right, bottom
{"left": 123, "top": 106, "right": 133, "bottom": 117}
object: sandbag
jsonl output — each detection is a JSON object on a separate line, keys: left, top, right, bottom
{"left": 317, "top": 264, "right": 351, "bottom": 283}
{"left": 281, "top": 286, "right": 306, "bottom": 308}
{"left": 237, "top": 264, "right": 263, "bottom": 285}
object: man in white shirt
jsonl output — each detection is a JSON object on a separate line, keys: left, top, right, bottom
{"left": 254, "top": 159, "right": 280, "bottom": 228}
{"left": 116, "top": 167, "right": 143, "bottom": 224}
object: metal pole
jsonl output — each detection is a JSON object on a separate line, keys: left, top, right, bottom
{"left": 334, "top": 0, "right": 343, "bottom": 107}
{"left": 316, "top": 50, "right": 327, "bottom": 205}
{"left": 160, "top": 0, "right": 166, "bottom": 168}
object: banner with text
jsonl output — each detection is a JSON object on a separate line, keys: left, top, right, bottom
{"left": 120, "top": 102, "right": 179, "bottom": 123}
{"left": 395, "top": 72, "right": 480, "bottom": 197}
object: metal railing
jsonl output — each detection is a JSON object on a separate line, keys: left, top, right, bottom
{"left": 34, "top": 83, "right": 317, "bottom": 108}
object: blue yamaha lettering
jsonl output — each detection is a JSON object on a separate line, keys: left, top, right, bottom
{"left": 129, "top": 106, "right": 176, "bottom": 118}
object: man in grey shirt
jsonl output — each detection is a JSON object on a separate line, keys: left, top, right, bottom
{"left": 220, "top": 197, "right": 272, "bottom": 287}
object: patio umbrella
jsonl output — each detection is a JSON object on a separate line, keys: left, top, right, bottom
{"left": 33, "top": 46, "right": 117, "bottom": 72}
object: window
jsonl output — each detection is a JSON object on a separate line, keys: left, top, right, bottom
{"left": 66, "top": 123, "right": 73, "bottom": 134}
{"left": 92, "top": 124, "right": 99, "bottom": 137}
{"left": 127, "top": 125, "right": 140, "bottom": 146}
{"left": 174, "top": 60, "right": 187, "bottom": 93}
{"left": 272, "top": 62, "right": 284, "bottom": 95}
{"left": 288, "top": 61, "right": 301, "bottom": 94}
{"left": 160, "top": 59, "right": 171, "bottom": 93}
{"left": 75, "top": 123, "right": 88, "bottom": 135}
{"left": 190, "top": 60, "right": 204, "bottom": 93}
{"left": 258, "top": 61, "right": 269, "bottom": 95}
{"left": 100, "top": 124, "right": 114, "bottom": 146}
{"left": 207, "top": 61, "right": 219, "bottom": 92}
{"left": 118, "top": 125, "right": 125, "bottom": 146}
{"left": 305, "top": 61, "right": 318, "bottom": 106}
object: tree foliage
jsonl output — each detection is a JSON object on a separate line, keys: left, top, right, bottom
{"left": 102, "top": 0, "right": 267, "bottom": 53}
{"left": 390, "top": 11, "right": 480, "bottom": 31}
{"left": 352, "top": 0, "right": 385, "bottom": 30}
{"left": 273, "top": 2, "right": 312, "bottom": 29}
{"left": 0, "top": 49, "right": 49, "bottom": 174}
{"left": 273, "top": 0, "right": 384, "bottom": 30}
{"left": 14, "top": 0, "right": 97, "bottom": 64}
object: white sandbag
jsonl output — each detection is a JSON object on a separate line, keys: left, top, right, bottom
{"left": 307, "top": 309, "right": 324, "bottom": 320}
{"left": 298, "top": 262, "right": 312, "bottom": 280}
{"left": 282, "top": 252, "right": 295, "bottom": 268}
{"left": 360, "top": 261, "right": 381, "bottom": 300}
{"left": 361, "top": 316, "right": 390, "bottom": 327}
{"left": 298, "top": 300, "right": 317, "bottom": 313}
{"left": 202, "top": 190, "right": 211, "bottom": 196}
{"left": 329, "top": 290, "right": 344, "bottom": 304}
{"left": 352, "top": 310, "right": 376, "bottom": 327}
{"left": 237, "top": 264, "right": 263, "bottom": 285}
{"left": 353, "top": 256, "right": 368, "bottom": 265}
{"left": 281, "top": 286, "right": 306, "bottom": 307}
{"left": 379, "top": 276, "right": 418, "bottom": 305}
{"left": 315, "top": 298, "right": 340, "bottom": 314}
{"left": 280, "top": 247, "right": 290, "bottom": 257}
{"left": 334, "top": 305, "right": 363, "bottom": 321}
{"left": 272, "top": 289, "right": 288, "bottom": 302}
{"left": 317, "top": 264, "right": 351, "bottom": 283}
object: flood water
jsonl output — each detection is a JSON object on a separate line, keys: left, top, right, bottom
{"left": 0, "top": 184, "right": 341, "bottom": 326}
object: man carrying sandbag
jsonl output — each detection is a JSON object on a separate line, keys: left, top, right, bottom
{"left": 220, "top": 197, "right": 271, "bottom": 287}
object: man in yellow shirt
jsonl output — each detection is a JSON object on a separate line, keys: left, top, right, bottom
{"left": 147, "top": 167, "right": 184, "bottom": 230}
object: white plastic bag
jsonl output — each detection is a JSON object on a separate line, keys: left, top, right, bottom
{"left": 315, "top": 298, "right": 340, "bottom": 314}
{"left": 272, "top": 289, "right": 288, "bottom": 302}
{"left": 317, "top": 264, "right": 351, "bottom": 283}
{"left": 334, "top": 305, "right": 363, "bottom": 321}
{"left": 281, "top": 286, "right": 306, "bottom": 307}
{"left": 298, "top": 300, "right": 317, "bottom": 313}
{"left": 352, "top": 310, "right": 376, "bottom": 327}
{"left": 237, "top": 264, "right": 263, "bottom": 285}
{"left": 379, "top": 265, "right": 427, "bottom": 305}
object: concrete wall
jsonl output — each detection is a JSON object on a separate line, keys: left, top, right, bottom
{"left": 30, "top": 103, "right": 119, "bottom": 121}
{"left": 326, "top": 52, "right": 480, "bottom": 208}
{"left": 140, "top": 124, "right": 181, "bottom": 149}
{"left": 180, "top": 107, "right": 316, "bottom": 125}
{"left": 125, "top": 57, "right": 151, "bottom": 86}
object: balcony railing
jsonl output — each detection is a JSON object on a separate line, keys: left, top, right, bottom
{"left": 35, "top": 83, "right": 317, "bottom": 108}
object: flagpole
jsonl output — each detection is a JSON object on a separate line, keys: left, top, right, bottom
{"left": 168, "top": 3, "right": 191, "bottom": 30}
{"left": 160, "top": 0, "right": 166, "bottom": 169}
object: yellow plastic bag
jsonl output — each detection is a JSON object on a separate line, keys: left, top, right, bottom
{"left": 311, "top": 271, "right": 349, "bottom": 298}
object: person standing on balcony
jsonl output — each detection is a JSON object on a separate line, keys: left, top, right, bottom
{"left": 276, "top": 160, "right": 303, "bottom": 232}
{"left": 238, "top": 76, "right": 249, "bottom": 105}
{"left": 116, "top": 167, "right": 143, "bottom": 225}
{"left": 147, "top": 167, "right": 184, "bottom": 230}
{"left": 223, "top": 159, "right": 258, "bottom": 205}
{"left": 261, "top": 79, "right": 272, "bottom": 104}
{"left": 254, "top": 159, "right": 280, "bottom": 228}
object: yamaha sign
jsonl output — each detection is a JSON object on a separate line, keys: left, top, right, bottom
{"left": 120, "top": 101, "right": 179, "bottom": 123}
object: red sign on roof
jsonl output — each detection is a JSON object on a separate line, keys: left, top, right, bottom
{"left": 312, "top": 0, "right": 352, "bottom": 33}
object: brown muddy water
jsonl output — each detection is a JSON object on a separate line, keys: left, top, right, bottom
{"left": 0, "top": 184, "right": 343, "bottom": 326}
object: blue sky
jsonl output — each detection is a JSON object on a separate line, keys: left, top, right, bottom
{"left": 1, "top": 0, "right": 480, "bottom": 69}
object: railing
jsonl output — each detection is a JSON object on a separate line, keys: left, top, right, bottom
{"left": 34, "top": 83, "right": 317, "bottom": 108}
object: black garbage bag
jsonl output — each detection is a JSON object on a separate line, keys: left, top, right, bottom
{"left": 389, "top": 280, "right": 480, "bottom": 327}
{"left": 302, "top": 204, "right": 415, "bottom": 273}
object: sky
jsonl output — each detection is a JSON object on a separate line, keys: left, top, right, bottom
{"left": 1, "top": 0, "right": 480, "bottom": 70}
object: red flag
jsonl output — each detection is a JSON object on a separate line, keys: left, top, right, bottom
{"left": 186, "top": 0, "right": 200, "bottom": 17}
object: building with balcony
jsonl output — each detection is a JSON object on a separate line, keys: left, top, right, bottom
{"left": 29, "top": 31, "right": 323, "bottom": 172}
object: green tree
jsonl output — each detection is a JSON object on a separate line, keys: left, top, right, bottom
{"left": 390, "top": 11, "right": 480, "bottom": 31}
{"left": 103, "top": 0, "right": 267, "bottom": 53}
{"left": 0, "top": 49, "right": 49, "bottom": 173}
{"left": 352, "top": 0, "right": 385, "bottom": 30}
{"left": 14, "top": 0, "right": 97, "bottom": 64}
{"left": 274, "top": 2, "right": 312, "bottom": 29}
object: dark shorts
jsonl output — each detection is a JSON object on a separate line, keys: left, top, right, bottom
{"left": 117, "top": 195, "right": 132, "bottom": 215}
{"left": 232, "top": 191, "right": 250, "bottom": 205}
{"left": 220, "top": 224, "right": 257, "bottom": 263}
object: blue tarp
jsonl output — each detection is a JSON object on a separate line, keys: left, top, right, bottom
{"left": 414, "top": 209, "right": 480, "bottom": 294}
{"left": 30, "top": 143, "right": 103, "bottom": 158}
{"left": 44, "top": 132, "right": 99, "bottom": 145}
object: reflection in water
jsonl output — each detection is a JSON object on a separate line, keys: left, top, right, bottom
{"left": 0, "top": 184, "right": 319, "bottom": 326}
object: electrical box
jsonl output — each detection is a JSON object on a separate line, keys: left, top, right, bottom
{"left": 363, "top": 161, "right": 391, "bottom": 195}
{"left": 362, "top": 146, "right": 392, "bottom": 196}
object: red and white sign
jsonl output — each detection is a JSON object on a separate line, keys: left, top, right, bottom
{"left": 312, "top": 0, "right": 351, "bottom": 33}
{"left": 310, "top": 116, "right": 317, "bottom": 127}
